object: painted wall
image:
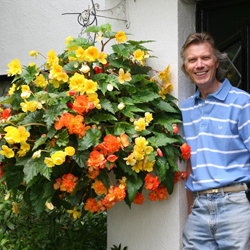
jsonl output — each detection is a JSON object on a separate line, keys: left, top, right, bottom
{"left": 106, "top": 0, "right": 195, "bottom": 249}
{"left": 0, "top": 0, "right": 105, "bottom": 75}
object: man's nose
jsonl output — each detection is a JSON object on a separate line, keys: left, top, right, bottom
{"left": 196, "top": 59, "right": 204, "bottom": 68}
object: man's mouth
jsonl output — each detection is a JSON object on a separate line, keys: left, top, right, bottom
{"left": 194, "top": 71, "right": 208, "bottom": 76}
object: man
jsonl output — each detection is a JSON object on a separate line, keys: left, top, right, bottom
{"left": 180, "top": 32, "right": 250, "bottom": 249}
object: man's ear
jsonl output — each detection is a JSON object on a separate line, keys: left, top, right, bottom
{"left": 216, "top": 60, "right": 220, "bottom": 69}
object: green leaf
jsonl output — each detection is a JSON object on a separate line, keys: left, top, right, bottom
{"left": 112, "top": 44, "right": 131, "bottom": 58}
{"left": 131, "top": 90, "right": 159, "bottom": 102}
{"left": 99, "top": 99, "right": 115, "bottom": 114}
{"left": 72, "top": 151, "right": 89, "bottom": 168}
{"left": 78, "top": 127, "right": 102, "bottom": 150}
{"left": 63, "top": 61, "right": 80, "bottom": 72}
{"left": 23, "top": 156, "right": 51, "bottom": 183}
{"left": 91, "top": 113, "right": 117, "bottom": 123}
{"left": 84, "top": 25, "right": 101, "bottom": 33}
{"left": 100, "top": 23, "right": 112, "bottom": 34}
{"left": 5, "top": 165, "right": 24, "bottom": 189}
{"left": 168, "top": 157, "right": 179, "bottom": 172}
{"left": 126, "top": 175, "right": 143, "bottom": 203}
{"left": 32, "top": 136, "right": 48, "bottom": 151}
{"left": 130, "top": 74, "right": 148, "bottom": 84}
{"left": 117, "top": 160, "right": 137, "bottom": 179}
{"left": 162, "top": 169, "right": 175, "bottom": 195}
{"left": 97, "top": 170, "right": 110, "bottom": 189}
{"left": 155, "top": 157, "right": 169, "bottom": 182}
{"left": 114, "top": 122, "right": 136, "bottom": 136}
{"left": 43, "top": 105, "right": 64, "bottom": 129}
{"left": 152, "top": 99, "right": 179, "bottom": 113}
{"left": 20, "top": 65, "right": 38, "bottom": 84}
{"left": 20, "top": 110, "right": 43, "bottom": 125}
{"left": 56, "top": 129, "right": 69, "bottom": 147}
{"left": 30, "top": 182, "right": 46, "bottom": 216}
{"left": 0, "top": 95, "right": 13, "bottom": 105}
{"left": 147, "top": 134, "right": 179, "bottom": 147}
{"left": 42, "top": 181, "right": 55, "bottom": 199}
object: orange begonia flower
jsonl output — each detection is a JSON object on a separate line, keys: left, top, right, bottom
{"left": 92, "top": 180, "right": 107, "bottom": 196}
{"left": 181, "top": 143, "right": 191, "bottom": 160}
{"left": 148, "top": 185, "right": 168, "bottom": 202}
{"left": 103, "top": 134, "right": 121, "bottom": 154}
{"left": 133, "top": 192, "right": 145, "bottom": 205}
{"left": 107, "top": 154, "right": 118, "bottom": 163}
{"left": 119, "top": 132, "right": 129, "bottom": 150}
{"left": 72, "top": 95, "right": 94, "bottom": 115}
{"left": 87, "top": 150, "right": 106, "bottom": 170}
{"left": 144, "top": 173, "right": 160, "bottom": 191}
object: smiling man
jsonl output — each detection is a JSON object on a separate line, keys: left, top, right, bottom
{"left": 180, "top": 32, "right": 250, "bottom": 249}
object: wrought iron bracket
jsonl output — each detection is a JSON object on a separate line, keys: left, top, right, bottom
{"left": 91, "top": 0, "right": 130, "bottom": 28}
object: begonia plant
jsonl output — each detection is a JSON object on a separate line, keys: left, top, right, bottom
{"left": 0, "top": 24, "right": 190, "bottom": 217}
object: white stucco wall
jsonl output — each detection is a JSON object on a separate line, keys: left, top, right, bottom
{"left": 107, "top": 0, "right": 195, "bottom": 249}
{"left": 0, "top": 0, "right": 105, "bottom": 75}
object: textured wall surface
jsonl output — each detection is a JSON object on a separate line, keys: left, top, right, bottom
{"left": 107, "top": 0, "right": 195, "bottom": 249}
{"left": 0, "top": 0, "right": 105, "bottom": 74}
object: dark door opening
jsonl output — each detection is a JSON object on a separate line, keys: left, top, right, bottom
{"left": 196, "top": 0, "right": 250, "bottom": 92}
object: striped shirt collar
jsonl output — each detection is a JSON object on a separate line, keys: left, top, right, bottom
{"left": 194, "top": 78, "right": 232, "bottom": 102}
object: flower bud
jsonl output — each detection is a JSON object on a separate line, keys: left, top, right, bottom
{"left": 107, "top": 84, "right": 113, "bottom": 91}
{"left": 118, "top": 102, "right": 125, "bottom": 110}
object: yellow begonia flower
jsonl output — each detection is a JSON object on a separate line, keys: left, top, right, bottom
{"left": 124, "top": 154, "right": 136, "bottom": 166}
{"left": 145, "top": 112, "right": 153, "bottom": 123}
{"left": 134, "top": 118, "right": 146, "bottom": 131}
{"left": 67, "top": 207, "right": 81, "bottom": 221}
{"left": 65, "top": 36, "right": 73, "bottom": 45}
{"left": 12, "top": 202, "right": 19, "bottom": 214}
{"left": 29, "top": 62, "right": 37, "bottom": 68}
{"left": 134, "top": 49, "right": 145, "bottom": 61}
{"left": 87, "top": 93, "right": 100, "bottom": 107}
{"left": 115, "top": 31, "right": 128, "bottom": 43}
{"left": 84, "top": 46, "right": 100, "bottom": 62}
{"left": 22, "top": 85, "right": 30, "bottom": 92}
{"left": 159, "top": 65, "right": 171, "bottom": 83}
{"left": 132, "top": 150, "right": 144, "bottom": 161}
{"left": 50, "top": 64, "right": 63, "bottom": 77}
{"left": 34, "top": 74, "right": 48, "bottom": 88}
{"left": 17, "top": 150, "right": 27, "bottom": 157}
{"left": 55, "top": 72, "right": 69, "bottom": 83}
{"left": 80, "top": 64, "right": 90, "bottom": 73}
{"left": 98, "top": 52, "right": 108, "bottom": 64}
{"left": 20, "top": 141, "right": 30, "bottom": 152}
{"left": 25, "top": 101, "right": 41, "bottom": 112}
{"left": 44, "top": 157, "right": 55, "bottom": 168}
{"left": 0, "top": 145, "right": 15, "bottom": 158}
{"left": 32, "top": 150, "right": 41, "bottom": 159}
{"left": 132, "top": 160, "right": 143, "bottom": 173}
{"left": 84, "top": 79, "right": 97, "bottom": 94}
{"left": 49, "top": 79, "right": 62, "bottom": 88}
{"left": 68, "top": 55, "right": 77, "bottom": 62}
{"left": 45, "top": 201, "right": 54, "bottom": 210}
{"left": 96, "top": 104, "right": 101, "bottom": 109}
{"left": 51, "top": 151, "right": 66, "bottom": 165}
{"left": 143, "top": 158, "right": 155, "bottom": 172}
{"left": 145, "top": 146, "right": 154, "bottom": 155}
{"left": 65, "top": 146, "right": 75, "bottom": 156}
{"left": 21, "top": 91, "right": 31, "bottom": 99}
{"left": 69, "top": 73, "right": 85, "bottom": 92}
{"left": 135, "top": 136, "right": 148, "bottom": 148}
{"left": 8, "top": 84, "right": 16, "bottom": 95}
{"left": 29, "top": 50, "right": 38, "bottom": 59}
{"left": 46, "top": 50, "right": 59, "bottom": 69}
{"left": 75, "top": 47, "right": 85, "bottom": 62}
{"left": 4, "top": 126, "right": 30, "bottom": 144}
{"left": 7, "top": 59, "right": 22, "bottom": 76}
{"left": 118, "top": 68, "right": 131, "bottom": 84}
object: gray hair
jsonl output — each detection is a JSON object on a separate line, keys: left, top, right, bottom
{"left": 180, "top": 32, "right": 227, "bottom": 81}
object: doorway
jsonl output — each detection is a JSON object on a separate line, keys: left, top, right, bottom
{"left": 196, "top": 0, "right": 250, "bottom": 92}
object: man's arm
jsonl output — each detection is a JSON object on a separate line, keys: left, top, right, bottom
{"left": 186, "top": 159, "right": 193, "bottom": 214}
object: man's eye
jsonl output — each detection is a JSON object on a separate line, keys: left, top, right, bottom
{"left": 189, "top": 59, "right": 195, "bottom": 63}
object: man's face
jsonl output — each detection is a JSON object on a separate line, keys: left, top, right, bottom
{"left": 184, "top": 42, "right": 219, "bottom": 88}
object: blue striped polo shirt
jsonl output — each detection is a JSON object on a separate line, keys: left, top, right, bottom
{"left": 181, "top": 78, "right": 250, "bottom": 192}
